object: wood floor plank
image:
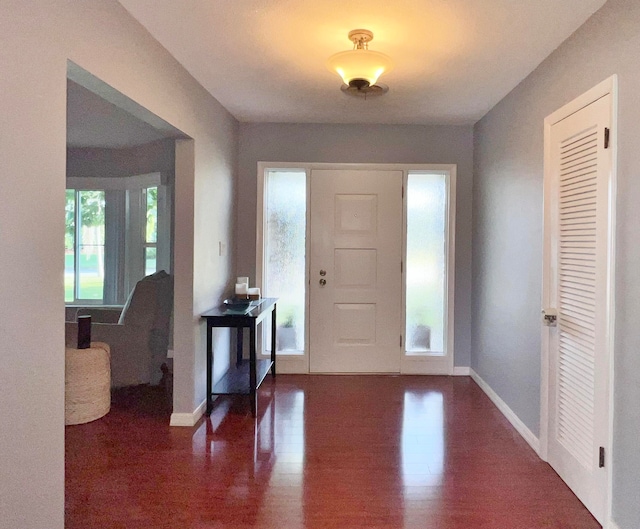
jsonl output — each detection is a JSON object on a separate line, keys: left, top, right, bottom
{"left": 65, "top": 375, "right": 600, "bottom": 529}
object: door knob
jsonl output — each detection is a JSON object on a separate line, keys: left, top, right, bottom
{"left": 542, "top": 308, "right": 557, "bottom": 326}
{"left": 319, "top": 278, "right": 327, "bottom": 286}
{"left": 319, "top": 270, "right": 327, "bottom": 276}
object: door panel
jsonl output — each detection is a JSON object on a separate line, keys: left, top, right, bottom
{"left": 309, "top": 169, "right": 402, "bottom": 373}
{"left": 545, "top": 93, "right": 612, "bottom": 524}
{"left": 334, "top": 249, "right": 377, "bottom": 288}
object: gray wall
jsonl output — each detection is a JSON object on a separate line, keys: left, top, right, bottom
{"left": 0, "top": 1, "right": 237, "bottom": 527}
{"left": 472, "top": 0, "right": 640, "bottom": 526}
{"left": 67, "top": 139, "right": 176, "bottom": 182}
{"left": 238, "top": 123, "right": 474, "bottom": 367}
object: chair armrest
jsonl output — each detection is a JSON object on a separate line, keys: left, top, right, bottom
{"left": 65, "top": 321, "right": 134, "bottom": 348}
{"left": 76, "top": 306, "right": 123, "bottom": 324}
{"left": 65, "top": 322, "right": 150, "bottom": 387}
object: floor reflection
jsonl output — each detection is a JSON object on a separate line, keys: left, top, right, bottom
{"left": 266, "top": 389, "right": 305, "bottom": 527}
{"left": 193, "top": 384, "right": 306, "bottom": 527}
{"left": 402, "top": 390, "right": 445, "bottom": 481}
{"left": 401, "top": 389, "right": 445, "bottom": 528}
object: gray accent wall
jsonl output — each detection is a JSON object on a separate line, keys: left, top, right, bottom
{"left": 472, "top": 0, "right": 640, "bottom": 526}
{"left": 0, "top": 2, "right": 237, "bottom": 527}
{"left": 67, "top": 139, "right": 177, "bottom": 182}
{"left": 238, "top": 123, "right": 474, "bottom": 367}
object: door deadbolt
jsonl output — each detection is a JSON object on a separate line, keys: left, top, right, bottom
{"left": 319, "top": 270, "right": 327, "bottom": 276}
{"left": 319, "top": 278, "right": 327, "bottom": 286}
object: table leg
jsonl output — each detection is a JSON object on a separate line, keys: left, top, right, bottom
{"left": 236, "top": 327, "right": 243, "bottom": 367}
{"left": 271, "top": 303, "right": 277, "bottom": 377}
{"left": 249, "top": 322, "right": 257, "bottom": 418}
{"left": 206, "top": 320, "right": 213, "bottom": 415}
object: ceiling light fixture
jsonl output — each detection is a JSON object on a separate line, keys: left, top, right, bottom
{"left": 327, "top": 29, "right": 393, "bottom": 96}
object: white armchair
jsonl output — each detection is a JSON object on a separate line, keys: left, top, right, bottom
{"left": 65, "top": 271, "right": 173, "bottom": 388}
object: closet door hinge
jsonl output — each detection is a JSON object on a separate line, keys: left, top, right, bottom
{"left": 604, "top": 127, "right": 610, "bottom": 149}
{"left": 400, "top": 335, "right": 403, "bottom": 347}
{"left": 599, "top": 446, "right": 605, "bottom": 468}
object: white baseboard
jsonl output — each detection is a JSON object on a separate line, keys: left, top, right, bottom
{"left": 169, "top": 399, "right": 206, "bottom": 427}
{"left": 470, "top": 369, "right": 540, "bottom": 455}
{"left": 453, "top": 366, "right": 471, "bottom": 376}
{"left": 607, "top": 521, "right": 621, "bottom": 529}
{"left": 265, "top": 354, "right": 308, "bottom": 374}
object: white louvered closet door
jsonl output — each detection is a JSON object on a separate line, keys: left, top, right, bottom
{"left": 546, "top": 93, "right": 613, "bottom": 525}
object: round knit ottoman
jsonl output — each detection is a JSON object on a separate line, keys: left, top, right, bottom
{"left": 65, "top": 342, "right": 111, "bottom": 425}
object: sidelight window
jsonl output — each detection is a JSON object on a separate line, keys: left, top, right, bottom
{"left": 262, "top": 169, "right": 306, "bottom": 354}
{"left": 405, "top": 172, "right": 448, "bottom": 355}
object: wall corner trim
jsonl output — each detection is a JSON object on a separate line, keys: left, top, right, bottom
{"left": 169, "top": 399, "right": 206, "bottom": 427}
{"left": 470, "top": 369, "right": 540, "bottom": 455}
{"left": 453, "top": 366, "right": 471, "bottom": 376}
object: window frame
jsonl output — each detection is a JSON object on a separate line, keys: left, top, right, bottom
{"left": 142, "top": 185, "right": 159, "bottom": 277}
{"left": 66, "top": 173, "right": 169, "bottom": 306}
{"left": 65, "top": 188, "right": 107, "bottom": 305}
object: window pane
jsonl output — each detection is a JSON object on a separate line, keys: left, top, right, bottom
{"left": 264, "top": 170, "right": 306, "bottom": 354}
{"left": 406, "top": 173, "right": 447, "bottom": 354}
{"left": 65, "top": 190, "right": 75, "bottom": 303}
{"left": 145, "top": 246, "right": 157, "bottom": 276}
{"left": 146, "top": 187, "right": 158, "bottom": 244}
{"left": 77, "top": 190, "right": 105, "bottom": 301}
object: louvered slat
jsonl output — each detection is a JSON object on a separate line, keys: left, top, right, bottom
{"left": 559, "top": 274, "right": 595, "bottom": 290}
{"left": 560, "top": 293, "right": 596, "bottom": 309}
{"left": 560, "top": 270, "right": 595, "bottom": 280}
{"left": 559, "top": 338, "right": 595, "bottom": 373}
{"left": 558, "top": 395, "right": 594, "bottom": 435}
{"left": 556, "top": 126, "right": 598, "bottom": 470}
{"left": 560, "top": 179, "right": 597, "bottom": 194}
{"left": 561, "top": 192, "right": 596, "bottom": 201}
{"left": 560, "top": 263, "right": 595, "bottom": 275}
{"left": 559, "top": 327, "right": 597, "bottom": 354}
{"left": 559, "top": 301, "right": 594, "bottom": 321}
{"left": 560, "top": 159, "right": 596, "bottom": 172}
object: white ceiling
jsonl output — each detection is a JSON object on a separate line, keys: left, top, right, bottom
{"left": 118, "top": 0, "right": 606, "bottom": 125}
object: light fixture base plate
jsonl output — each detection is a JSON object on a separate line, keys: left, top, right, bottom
{"left": 348, "top": 29, "right": 374, "bottom": 46}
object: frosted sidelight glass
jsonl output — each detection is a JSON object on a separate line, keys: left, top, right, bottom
{"left": 264, "top": 170, "right": 306, "bottom": 354}
{"left": 406, "top": 173, "right": 446, "bottom": 354}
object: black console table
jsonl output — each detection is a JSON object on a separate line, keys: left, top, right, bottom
{"left": 201, "top": 298, "right": 277, "bottom": 417}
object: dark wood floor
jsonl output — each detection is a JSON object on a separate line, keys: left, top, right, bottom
{"left": 65, "top": 375, "right": 600, "bottom": 529}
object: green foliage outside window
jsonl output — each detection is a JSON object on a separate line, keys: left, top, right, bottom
{"left": 146, "top": 187, "right": 158, "bottom": 243}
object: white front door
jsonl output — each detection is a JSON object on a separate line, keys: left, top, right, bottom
{"left": 543, "top": 84, "right": 615, "bottom": 525}
{"left": 309, "top": 169, "right": 402, "bottom": 373}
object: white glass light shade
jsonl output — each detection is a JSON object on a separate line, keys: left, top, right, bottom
{"left": 327, "top": 49, "right": 394, "bottom": 86}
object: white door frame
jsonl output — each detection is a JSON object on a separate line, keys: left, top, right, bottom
{"left": 540, "top": 75, "right": 617, "bottom": 524}
{"left": 256, "top": 162, "right": 456, "bottom": 375}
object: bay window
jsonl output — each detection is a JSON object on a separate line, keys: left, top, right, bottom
{"left": 65, "top": 174, "right": 170, "bottom": 306}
